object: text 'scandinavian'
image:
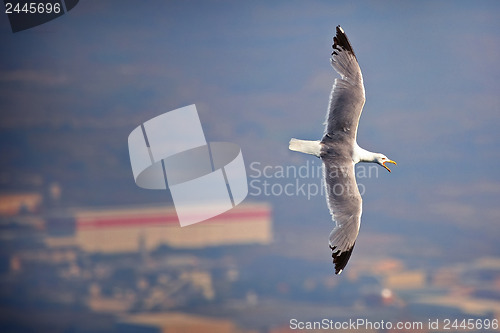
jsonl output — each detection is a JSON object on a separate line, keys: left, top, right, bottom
{"left": 289, "top": 26, "right": 397, "bottom": 274}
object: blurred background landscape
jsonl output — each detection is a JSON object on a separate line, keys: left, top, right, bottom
{"left": 1, "top": 1, "right": 500, "bottom": 332}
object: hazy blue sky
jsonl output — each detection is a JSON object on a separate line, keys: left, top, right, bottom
{"left": 1, "top": 1, "right": 500, "bottom": 261}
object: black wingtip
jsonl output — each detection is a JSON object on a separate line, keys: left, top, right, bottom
{"left": 332, "top": 25, "right": 356, "bottom": 58}
{"left": 330, "top": 242, "right": 356, "bottom": 275}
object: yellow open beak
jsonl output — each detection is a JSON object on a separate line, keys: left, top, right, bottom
{"left": 382, "top": 160, "right": 397, "bottom": 173}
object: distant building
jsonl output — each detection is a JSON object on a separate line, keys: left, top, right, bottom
{"left": 432, "top": 267, "right": 462, "bottom": 287}
{"left": 413, "top": 294, "right": 500, "bottom": 320}
{"left": 0, "top": 193, "right": 42, "bottom": 215}
{"left": 384, "top": 270, "right": 427, "bottom": 290}
{"left": 269, "top": 324, "right": 379, "bottom": 333}
{"left": 45, "top": 202, "right": 272, "bottom": 253}
{"left": 116, "top": 312, "right": 253, "bottom": 333}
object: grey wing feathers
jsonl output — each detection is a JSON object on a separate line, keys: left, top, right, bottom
{"left": 323, "top": 159, "right": 362, "bottom": 274}
{"left": 325, "top": 26, "right": 365, "bottom": 139}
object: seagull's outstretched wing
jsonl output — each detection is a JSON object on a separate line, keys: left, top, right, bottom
{"left": 321, "top": 26, "right": 365, "bottom": 274}
{"left": 324, "top": 26, "right": 365, "bottom": 140}
{"left": 322, "top": 154, "right": 362, "bottom": 274}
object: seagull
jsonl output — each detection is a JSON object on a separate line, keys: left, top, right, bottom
{"left": 289, "top": 26, "right": 396, "bottom": 274}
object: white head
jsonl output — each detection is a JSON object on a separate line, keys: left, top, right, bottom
{"left": 375, "top": 153, "right": 397, "bottom": 172}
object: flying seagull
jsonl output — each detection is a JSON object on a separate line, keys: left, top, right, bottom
{"left": 289, "top": 26, "right": 396, "bottom": 274}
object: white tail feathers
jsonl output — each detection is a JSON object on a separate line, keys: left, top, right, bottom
{"left": 289, "top": 138, "right": 321, "bottom": 157}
